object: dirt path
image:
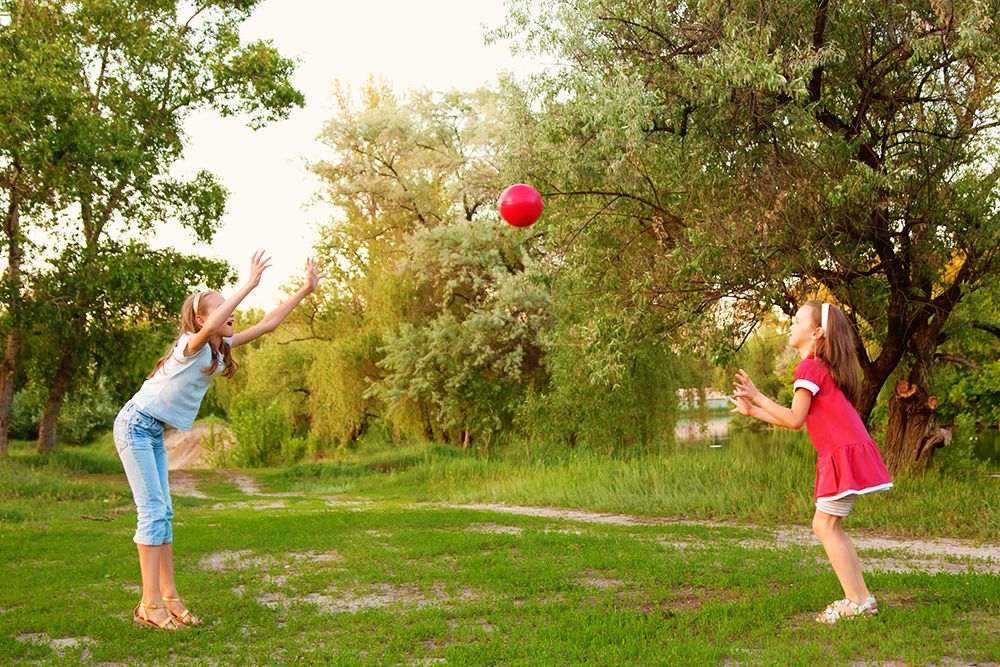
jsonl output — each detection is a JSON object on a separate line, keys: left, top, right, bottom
{"left": 445, "top": 502, "right": 1000, "bottom": 573}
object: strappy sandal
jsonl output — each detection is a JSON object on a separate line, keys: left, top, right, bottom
{"left": 133, "top": 602, "right": 181, "bottom": 631}
{"left": 163, "top": 596, "right": 202, "bottom": 626}
{"left": 816, "top": 596, "right": 878, "bottom": 624}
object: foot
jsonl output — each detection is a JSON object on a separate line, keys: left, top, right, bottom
{"left": 163, "top": 596, "right": 202, "bottom": 626}
{"left": 816, "top": 596, "right": 878, "bottom": 624}
{"left": 133, "top": 601, "right": 181, "bottom": 631}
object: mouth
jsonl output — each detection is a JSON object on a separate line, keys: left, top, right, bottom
{"left": 225, "top": 319, "right": 234, "bottom": 327}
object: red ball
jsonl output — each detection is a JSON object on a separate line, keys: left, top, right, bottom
{"left": 498, "top": 184, "right": 543, "bottom": 227}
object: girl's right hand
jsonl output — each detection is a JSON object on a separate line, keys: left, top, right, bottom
{"left": 732, "top": 369, "right": 762, "bottom": 403}
{"left": 245, "top": 250, "right": 272, "bottom": 289}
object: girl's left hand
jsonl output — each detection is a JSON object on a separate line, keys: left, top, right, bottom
{"left": 732, "top": 369, "right": 762, "bottom": 403}
{"left": 302, "top": 258, "right": 322, "bottom": 293}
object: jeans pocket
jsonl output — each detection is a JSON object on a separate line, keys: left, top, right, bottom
{"left": 135, "top": 409, "right": 162, "bottom": 433}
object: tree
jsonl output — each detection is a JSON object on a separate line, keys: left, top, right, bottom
{"left": 25, "top": 241, "right": 232, "bottom": 447}
{"left": 499, "top": 0, "right": 1000, "bottom": 470}
{"left": 0, "top": 0, "right": 85, "bottom": 455}
{"left": 0, "top": 0, "right": 303, "bottom": 453}
{"left": 307, "top": 84, "right": 535, "bottom": 445}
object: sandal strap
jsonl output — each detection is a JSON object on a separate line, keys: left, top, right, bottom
{"left": 818, "top": 596, "right": 877, "bottom": 623}
{"left": 134, "top": 602, "right": 181, "bottom": 630}
{"left": 163, "top": 597, "right": 201, "bottom": 625}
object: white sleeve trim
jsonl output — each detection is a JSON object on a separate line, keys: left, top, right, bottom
{"left": 793, "top": 379, "right": 820, "bottom": 395}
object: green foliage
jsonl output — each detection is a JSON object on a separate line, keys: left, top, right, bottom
{"left": 227, "top": 394, "right": 293, "bottom": 468}
{"left": 376, "top": 220, "right": 550, "bottom": 444}
{"left": 493, "top": 0, "right": 1000, "bottom": 463}
{"left": 931, "top": 415, "right": 988, "bottom": 481}
{"left": 0, "top": 0, "right": 302, "bottom": 452}
{"left": 9, "top": 381, "right": 118, "bottom": 444}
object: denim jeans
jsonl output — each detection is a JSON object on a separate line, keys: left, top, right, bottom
{"left": 114, "top": 401, "right": 173, "bottom": 546}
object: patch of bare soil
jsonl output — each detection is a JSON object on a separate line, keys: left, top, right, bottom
{"left": 468, "top": 522, "right": 522, "bottom": 535}
{"left": 198, "top": 550, "right": 274, "bottom": 573}
{"left": 209, "top": 500, "right": 287, "bottom": 511}
{"left": 16, "top": 633, "right": 95, "bottom": 659}
{"left": 579, "top": 569, "right": 623, "bottom": 590}
{"left": 220, "top": 470, "right": 262, "bottom": 495}
{"left": 165, "top": 423, "right": 234, "bottom": 471}
{"left": 169, "top": 470, "right": 208, "bottom": 498}
{"left": 302, "top": 583, "right": 481, "bottom": 613}
{"left": 289, "top": 550, "right": 343, "bottom": 564}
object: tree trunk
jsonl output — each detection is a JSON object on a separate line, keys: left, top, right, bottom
{"left": 36, "top": 351, "right": 75, "bottom": 454}
{"left": 0, "top": 165, "right": 24, "bottom": 457}
{"left": 882, "top": 379, "right": 950, "bottom": 472}
{"left": 0, "top": 330, "right": 22, "bottom": 457}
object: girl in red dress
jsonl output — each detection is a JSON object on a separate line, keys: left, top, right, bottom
{"left": 731, "top": 300, "right": 893, "bottom": 623}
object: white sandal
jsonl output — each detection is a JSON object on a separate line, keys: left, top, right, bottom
{"left": 816, "top": 596, "right": 878, "bottom": 624}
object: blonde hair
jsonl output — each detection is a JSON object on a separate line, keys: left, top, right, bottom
{"left": 803, "top": 300, "right": 859, "bottom": 406}
{"left": 147, "top": 291, "right": 238, "bottom": 379}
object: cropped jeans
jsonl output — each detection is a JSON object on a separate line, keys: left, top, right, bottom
{"left": 114, "top": 401, "right": 173, "bottom": 546}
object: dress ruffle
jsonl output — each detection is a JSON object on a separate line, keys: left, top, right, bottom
{"left": 814, "top": 439, "right": 893, "bottom": 501}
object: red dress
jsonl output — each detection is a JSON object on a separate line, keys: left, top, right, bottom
{"left": 793, "top": 356, "right": 893, "bottom": 501}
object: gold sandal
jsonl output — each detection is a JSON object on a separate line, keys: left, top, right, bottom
{"left": 133, "top": 602, "right": 181, "bottom": 631}
{"left": 163, "top": 596, "right": 202, "bottom": 626}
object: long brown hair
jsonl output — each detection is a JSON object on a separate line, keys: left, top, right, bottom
{"left": 147, "top": 291, "right": 239, "bottom": 380}
{"left": 803, "top": 300, "right": 859, "bottom": 406}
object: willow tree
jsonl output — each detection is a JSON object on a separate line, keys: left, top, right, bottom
{"left": 500, "top": 0, "right": 1000, "bottom": 470}
{"left": 302, "top": 84, "right": 550, "bottom": 446}
{"left": 0, "top": 0, "right": 302, "bottom": 453}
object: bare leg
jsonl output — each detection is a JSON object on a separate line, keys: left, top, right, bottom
{"left": 812, "top": 509, "right": 872, "bottom": 615}
{"left": 158, "top": 543, "right": 178, "bottom": 599}
{"left": 137, "top": 544, "right": 169, "bottom": 625}
{"left": 159, "top": 543, "right": 199, "bottom": 623}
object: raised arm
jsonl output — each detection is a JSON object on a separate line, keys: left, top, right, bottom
{"left": 185, "top": 251, "right": 271, "bottom": 356}
{"left": 231, "top": 258, "right": 321, "bottom": 348}
{"left": 732, "top": 369, "right": 811, "bottom": 430}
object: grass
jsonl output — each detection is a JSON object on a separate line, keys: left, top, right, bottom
{"left": 1, "top": 436, "right": 998, "bottom": 665}
{"left": 264, "top": 430, "right": 1000, "bottom": 541}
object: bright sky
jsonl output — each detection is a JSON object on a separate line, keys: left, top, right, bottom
{"left": 165, "top": 0, "right": 542, "bottom": 310}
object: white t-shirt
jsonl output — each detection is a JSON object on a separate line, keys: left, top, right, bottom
{"left": 131, "top": 332, "right": 232, "bottom": 431}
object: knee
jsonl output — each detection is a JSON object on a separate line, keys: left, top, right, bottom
{"left": 812, "top": 512, "right": 836, "bottom": 538}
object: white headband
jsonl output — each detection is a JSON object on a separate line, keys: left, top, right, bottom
{"left": 193, "top": 291, "right": 205, "bottom": 313}
{"left": 820, "top": 302, "right": 830, "bottom": 336}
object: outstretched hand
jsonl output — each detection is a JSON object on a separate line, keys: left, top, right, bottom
{"left": 732, "top": 369, "right": 762, "bottom": 403}
{"left": 729, "top": 395, "right": 752, "bottom": 416}
{"left": 245, "top": 250, "right": 272, "bottom": 289}
{"left": 301, "top": 258, "right": 322, "bottom": 293}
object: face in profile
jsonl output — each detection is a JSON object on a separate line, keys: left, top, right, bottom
{"left": 195, "top": 292, "right": 234, "bottom": 338}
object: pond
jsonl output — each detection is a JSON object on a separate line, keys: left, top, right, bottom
{"left": 675, "top": 413, "right": 1000, "bottom": 463}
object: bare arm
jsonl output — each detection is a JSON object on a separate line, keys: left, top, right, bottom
{"left": 231, "top": 258, "right": 321, "bottom": 348}
{"left": 732, "top": 369, "right": 812, "bottom": 430}
{"left": 185, "top": 251, "right": 271, "bottom": 356}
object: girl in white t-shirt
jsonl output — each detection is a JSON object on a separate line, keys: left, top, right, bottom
{"left": 115, "top": 251, "right": 320, "bottom": 630}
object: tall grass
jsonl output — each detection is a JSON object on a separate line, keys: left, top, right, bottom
{"left": 270, "top": 430, "right": 1000, "bottom": 540}
{"left": 0, "top": 440, "right": 131, "bottom": 522}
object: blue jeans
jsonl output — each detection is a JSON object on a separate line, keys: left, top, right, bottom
{"left": 114, "top": 401, "right": 173, "bottom": 546}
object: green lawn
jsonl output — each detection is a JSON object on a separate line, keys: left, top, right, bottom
{"left": 1, "top": 440, "right": 998, "bottom": 665}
